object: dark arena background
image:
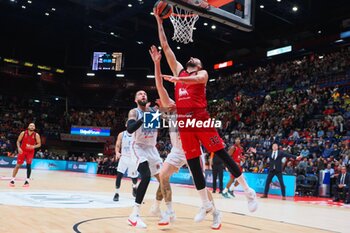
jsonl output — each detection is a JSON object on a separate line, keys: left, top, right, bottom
{"left": 0, "top": 0, "right": 350, "bottom": 232}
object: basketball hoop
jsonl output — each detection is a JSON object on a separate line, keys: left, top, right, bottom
{"left": 170, "top": 6, "right": 199, "bottom": 44}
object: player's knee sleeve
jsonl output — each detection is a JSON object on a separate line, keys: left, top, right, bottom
{"left": 187, "top": 157, "right": 206, "bottom": 190}
{"left": 135, "top": 161, "right": 151, "bottom": 204}
{"left": 26, "top": 164, "right": 32, "bottom": 178}
{"left": 138, "top": 161, "right": 151, "bottom": 180}
{"left": 215, "top": 149, "right": 242, "bottom": 177}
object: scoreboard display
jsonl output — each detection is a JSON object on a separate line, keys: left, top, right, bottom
{"left": 92, "top": 52, "right": 123, "bottom": 71}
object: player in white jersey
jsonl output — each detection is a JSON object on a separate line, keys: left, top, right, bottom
{"left": 113, "top": 129, "right": 138, "bottom": 202}
{"left": 149, "top": 45, "right": 222, "bottom": 230}
{"left": 126, "top": 90, "right": 163, "bottom": 228}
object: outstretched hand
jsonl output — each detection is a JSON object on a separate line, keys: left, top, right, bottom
{"left": 153, "top": 7, "right": 163, "bottom": 23}
{"left": 163, "top": 75, "right": 179, "bottom": 83}
{"left": 149, "top": 45, "right": 162, "bottom": 63}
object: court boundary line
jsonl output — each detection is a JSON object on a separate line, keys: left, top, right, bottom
{"left": 72, "top": 215, "right": 261, "bottom": 233}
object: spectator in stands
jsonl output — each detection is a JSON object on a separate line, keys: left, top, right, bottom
{"left": 284, "top": 161, "right": 295, "bottom": 175}
{"left": 300, "top": 147, "right": 310, "bottom": 158}
{"left": 322, "top": 144, "right": 334, "bottom": 158}
{"left": 333, "top": 166, "right": 350, "bottom": 204}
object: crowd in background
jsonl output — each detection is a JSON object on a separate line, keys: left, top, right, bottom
{"left": 208, "top": 46, "right": 350, "bottom": 99}
{"left": 1, "top": 46, "right": 350, "bottom": 184}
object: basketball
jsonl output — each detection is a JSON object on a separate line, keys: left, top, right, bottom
{"left": 154, "top": 0, "right": 173, "bottom": 19}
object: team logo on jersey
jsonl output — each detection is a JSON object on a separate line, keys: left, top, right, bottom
{"left": 178, "top": 88, "right": 189, "bottom": 97}
{"left": 143, "top": 110, "right": 162, "bottom": 129}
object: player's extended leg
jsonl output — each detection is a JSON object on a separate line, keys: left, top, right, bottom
{"left": 114, "top": 171, "right": 124, "bottom": 201}
{"left": 207, "top": 190, "right": 222, "bottom": 230}
{"left": 186, "top": 156, "right": 213, "bottom": 222}
{"left": 215, "top": 149, "right": 258, "bottom": 212}
{"left": 158, "top": 162, "right": 178, "bottom": 225}
{"left": 23, "top": 163, "right": 31, "bottom": 187}
{"left": 9, "top": 163, "right": 22, "bottom": 187}
{"left": 128, "top": 161, "right": 151, "bottom": 228}
{"left": 10, "top": 152, "right": 27, "bottom": 187}
{"left": 23, "top": 152, "right": 34, "bottom": 187}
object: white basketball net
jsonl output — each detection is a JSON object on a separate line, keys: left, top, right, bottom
{"left": 170, "top": 6, "right": 199, "bottom": 44}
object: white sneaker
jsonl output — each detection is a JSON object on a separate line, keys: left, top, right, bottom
{"left": 127, "top": 214, "right": 147, "bottom": 228}
{"left": 158, "top": 210, "right": 176, "bottom": 226}
{"left": 149, "top": 204, "right": 161, "bottom": 217}
{"left": 211, "top": 210, "right": 222, "bottom": 230}
{"left": 245, "top": 188, "right": 258, "bottom": 212}
{"left": 194, "top": 203, "right": 213, "bottom": 222}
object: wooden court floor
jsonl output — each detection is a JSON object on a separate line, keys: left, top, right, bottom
{"left": 0, "top": 169, "right": 348, "bottom": 233}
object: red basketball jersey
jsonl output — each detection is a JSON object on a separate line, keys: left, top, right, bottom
{"left": 175, "top": 70, "right": 208, "bottom": 119}
{"left": 231, "top": 144, "right": 243, "bottom": 164}
{"left": 21, "top": 130, "right": 37, "bottom": 152}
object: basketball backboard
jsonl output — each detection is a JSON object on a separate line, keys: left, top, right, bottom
{"left": 166, "top": 0, "right": 255, "bottom": 32}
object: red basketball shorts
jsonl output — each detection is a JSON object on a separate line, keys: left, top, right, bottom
{"left": 17, "top": 151, "right": 34, "bottom": 165}
{"left": 178, "top": 125, "right": 225, "bottom": 160}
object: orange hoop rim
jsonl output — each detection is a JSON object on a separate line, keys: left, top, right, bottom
{"left": 171, "top": 13, "right": 198, "bottom": 18}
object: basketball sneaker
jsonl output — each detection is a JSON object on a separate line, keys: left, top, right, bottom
{"left": 245, "top": 188, "right": 258, "bottom": 212}
{"left": 211, "top": 210, "right": 222, "bottom": 230}
{"left": 158, "top": 210, "right": 176, "bottom": 226}
{"left": 23, "top": 180, "right": 30, "bottom": 188}
{"left": 221, "top": 192, "right": 233, "bottom": 199}
{"left": 132, "top": 186, "right": 137, "bottom": 198}
{"left": 194, "top": 203, "right": 213, "bottom": 222}
{"left": 113, "top": 193, "right": 119, "bottom": 202}
{"left": 228, "top": 190, "right": 235, "bottom": 197}
{"left": 150, "top": 204, "right": 162, "bottom": 217}
{"left": 9, "top": 180, "right": 15, "bottom": 187}
{"left": 127, "top": 214, "right": 147, "bottom": 228}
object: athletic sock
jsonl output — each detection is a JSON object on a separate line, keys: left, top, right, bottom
{"left": 115, "top": 188, "right": 119, "bottom": 194}
{"left": 11, "top": 177, "right": 15, "bottom": 182}
{"left": 132, "top": 203, "right": 141, "bottom": 216}
{"left": 222, "top": 188, "right": 228, "bottom": 193}
{"left": 236, "top": 175, "right": 250, "bottom": 192}
{"left": 198, "top": 188, "right": 211, "bottom": 207}
{"left": 165, "top": 202, "right": 173, "bottom": 212}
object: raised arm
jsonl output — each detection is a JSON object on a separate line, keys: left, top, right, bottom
{"left": 163, "top": 70, "right": 208, "bottom": 85}
{"left": 115, "top": 132, "right": 123, "bottom": 160}
{"left": 281, "top": 151, "right": 300, "bottom": 159}
{"left": 126, "top": 109, "right": 143, "bottom": 134}
{"left": 154, "top": 11, "right": 183, "bottom": 76}
{"left": 149, "top": 45, "right": 174, "bottom": 107}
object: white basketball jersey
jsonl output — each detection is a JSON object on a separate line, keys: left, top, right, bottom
{"left": 133, "top": 108, "right": 158, "bottom": 146}
{"left": 121, "top": 131, "right": 134, "bottom": 157}
{"left": 168, "top": 114, "right": 184, "bottom": 154}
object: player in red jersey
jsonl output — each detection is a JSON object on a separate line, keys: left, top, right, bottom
{"left": 155, "top": 11, "right": 257, "bottom": 221}
{"left": 222, "top": 137, "right": 244, "bottom": 198}
{"left": 9, "top": 123, "right": 41, "bottom": 187}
